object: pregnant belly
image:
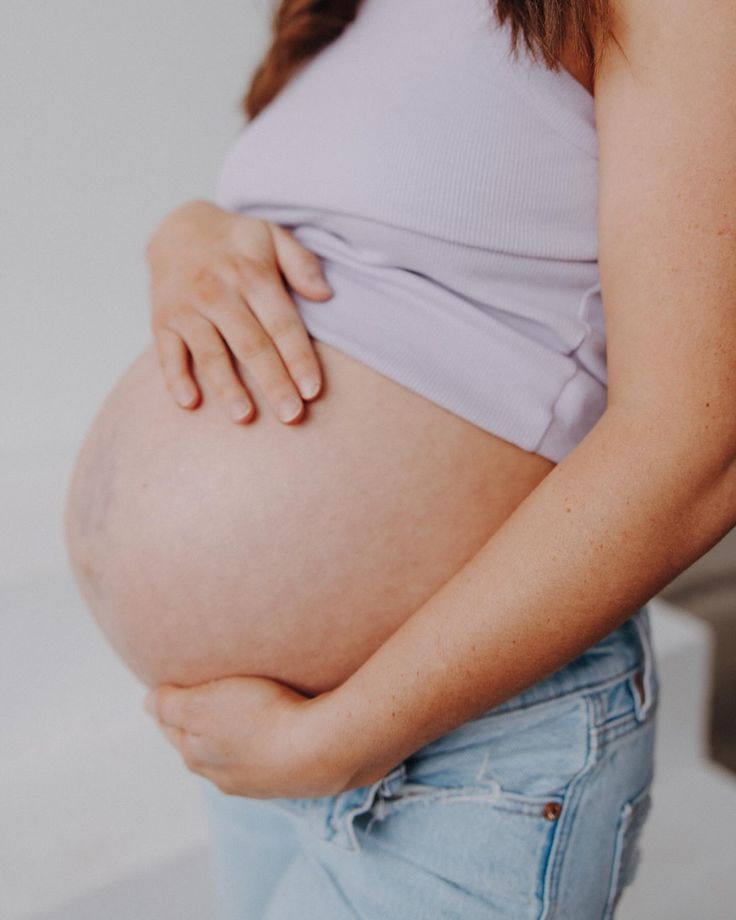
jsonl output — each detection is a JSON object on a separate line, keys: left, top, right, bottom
{"left": 63, "top": 339, "right": 555, "bottom": 695}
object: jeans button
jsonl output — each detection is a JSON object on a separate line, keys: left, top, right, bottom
{"left": 542, "top": 801, "right": 562, "bottom": 821}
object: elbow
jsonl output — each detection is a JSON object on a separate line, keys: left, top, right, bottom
{"left": 604, "top": 404, "right": 736, "bottom": 532}
{"left": 606, "top": 401, "right": 736, "bottom": 477}
{"left": 697, "top": 452, "right": 736, "bottom": 537}
{"left": 682, "top": 457, "right": 736, "bottom": 562}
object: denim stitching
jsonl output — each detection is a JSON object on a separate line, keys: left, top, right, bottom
{"left": 484, "top": 664, "right": 642, "bottom": 723}
{"left": 376, "top": 786, "right": 565, "bottom": 817}
{"left": 596, "top": 701, "right": 659, "bottom": 748}
{"left": 602, "top": 781, "right": 654, "bottom": 919}
{"left": 539, "top": 691, "right": 600, "bottom": 919}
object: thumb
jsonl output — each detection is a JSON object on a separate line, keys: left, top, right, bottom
{"left": 268, "top": 223, "right": 334, "bottom": 301}
{"left": 144, "top": 684, "right": 205, "bottom": 734}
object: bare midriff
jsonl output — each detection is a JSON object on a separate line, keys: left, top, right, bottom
{"left": 64, "top": 339, "right": 556, "bottom": 696}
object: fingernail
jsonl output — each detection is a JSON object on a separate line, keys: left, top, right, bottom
{"left": 311, "top": 275, "right": 332, "bottom": 296}
{"left": 298, "top": 375, "right": 320, "bottom": 399}
{"left": 176, "top": 387, "right": 196, "bottom": 407}
{"left": 230, "top": 399, "right": 252, "bottom": 422}
{"left": 278, "top": 395, "right": 302, "bottom": 422}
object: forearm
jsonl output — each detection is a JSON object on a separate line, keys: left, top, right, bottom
{"left": 313, "top": 407, "right": 736, "bottom": 791}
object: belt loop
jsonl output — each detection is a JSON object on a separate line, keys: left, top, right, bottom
{"left": 329, "top": 762, "right": 407, "bottom": 852}
{"left": 630, "top": 604, "right": 656, "bottom": 720}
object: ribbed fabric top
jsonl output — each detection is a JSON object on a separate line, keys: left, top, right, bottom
{"left": 215, "top": 0, "right": 606, "bottom": 462}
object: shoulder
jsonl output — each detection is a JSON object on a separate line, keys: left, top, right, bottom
{"left": 592, "top": 0, "right": 734, "bottom": 168}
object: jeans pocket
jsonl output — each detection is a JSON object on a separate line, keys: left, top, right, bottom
{"left": 340, "top": 691, "right": 594, "bottom": 883}
{"left": 384, "top": 690, "right": 593, "bottom": 817}
{"left": 474, "top": 692, "right": 592, "bottom": 802}
{"left": 342, "top": 700, "right": 592, "bottom": 915}
{"left": 603, "top": 780, "right": 654, "bottom": 918}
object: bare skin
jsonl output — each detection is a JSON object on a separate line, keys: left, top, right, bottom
{"left": 63, "top": 337, "right": 555, "bottom": 697}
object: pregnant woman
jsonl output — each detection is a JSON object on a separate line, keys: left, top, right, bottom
{"left": 63, "top": 0, "right": 736, "bottom": 917}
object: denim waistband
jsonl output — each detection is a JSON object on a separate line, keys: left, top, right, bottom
{"left": 482, "top": 602, "right": 657, "bottom": 719}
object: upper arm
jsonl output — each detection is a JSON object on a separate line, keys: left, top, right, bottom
{"left": 594, "top": 0, "right": 736, "bottom": 462}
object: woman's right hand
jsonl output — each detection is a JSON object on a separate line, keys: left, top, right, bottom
{"left": 145, "top": 199, "right": 334, "bottom": 425}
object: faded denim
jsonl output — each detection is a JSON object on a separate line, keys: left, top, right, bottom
{"left": 199, "top": 604, "right": 659, "bottom": 919}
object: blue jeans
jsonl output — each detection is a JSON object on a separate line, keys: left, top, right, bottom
{"left": 199, "top": 604, "right": 659, "bottom": 919}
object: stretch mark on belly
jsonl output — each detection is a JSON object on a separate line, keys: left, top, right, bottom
{"left": 66, "top": 419, "right": 120, "bottom": 597}
{"left": 80, "top": 423, "right": 118, "bottom": 539}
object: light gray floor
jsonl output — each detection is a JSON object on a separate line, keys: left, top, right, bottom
{"left": 25, "top": 848, "right": 218, "bottom": 920}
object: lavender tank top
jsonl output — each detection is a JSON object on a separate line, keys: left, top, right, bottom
{"left": 215, "top": 0, "right": 605, "bottom": 462}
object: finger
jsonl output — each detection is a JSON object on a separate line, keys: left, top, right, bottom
{"left": 148, "top": 685, "right": 206, "bottom": 735}
{"left": 158, "top": 723, "right": 187, "bottom": 753}
{"left": 229, "top": 258, "right": 323, "bottom": 407}
{"left": 268, "top": 223, "right": 333, "bottom": 302}
{"left": 184, "top": 730, "right": 228, "bottom": 769}
{"left": 153, "top": 326, "right": 201, "bottom": 409}
{"left": 158, "top": 724, "right": 217, "bottom": 778}
{"left": 210, "top": 277, "right": 323, "bottom": 407}
{"left": 168, "top": 311, "right": 255, "bottom": 423}
{"left": 192, "top": 274, "right": 307, "bottom": 421}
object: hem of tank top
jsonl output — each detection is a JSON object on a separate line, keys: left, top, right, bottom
{"left": 295, "top": 304, "right": 593, "bottom": 466}
{"left": 533, "top": 361, "right": 605, "bottom": 463}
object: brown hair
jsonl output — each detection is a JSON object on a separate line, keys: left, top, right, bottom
{"left": 242, "top": 0, "right": 615, "bottom": 122}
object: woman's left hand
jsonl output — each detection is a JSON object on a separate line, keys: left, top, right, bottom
{"left": 143, "top": 675, "right": 347, "bottom": 799}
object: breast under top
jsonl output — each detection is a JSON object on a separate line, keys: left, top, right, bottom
{"left": 214, "top": 0, "right": 606, "bottom": 463}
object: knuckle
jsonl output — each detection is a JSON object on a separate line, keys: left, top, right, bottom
{"left": 195, "top": 345, "right": 226, "bottom": 369}
{"left": 152, "top": 310, "right": 175, "bottom": 332}
{"left": 152, "top": 328, "right": 168, "bottom": 350}
{"left": 192, "top": 267, "right": 224, "bottom": 303}
{"left": 234, "top": 329, "right": 271, "bottom": 361}
{"left": 240, "top": 214, "right": 267, "bottom": 233}
{"left": 235, "top": 255, "right": 272, "bottom": 285}
{"left": 292, "top": 347, "right": 320, "bottom": 374}
{"left": 155, "top": 338, "right": 178, "bottom": 362}
{"left": 248, "top": 217, "right": 273, "bottom": 242}
{"left": 267, "top": 311, "right": 302, "bottom": 340}
{"left": 155, "top": 351, "right": 169, "bottom": 374}
{"left": 161, "top": 366, "right": 183, "bottom": 388}
{"left": 158, "top": 305, "right": 192, "bottom": 332}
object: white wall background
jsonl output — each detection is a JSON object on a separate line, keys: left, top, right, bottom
{"left": 1, "top": 0, "right": 269, "bottom": 457}
{"left": 1, "top": 4, "right": 271, "bottom": 917}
